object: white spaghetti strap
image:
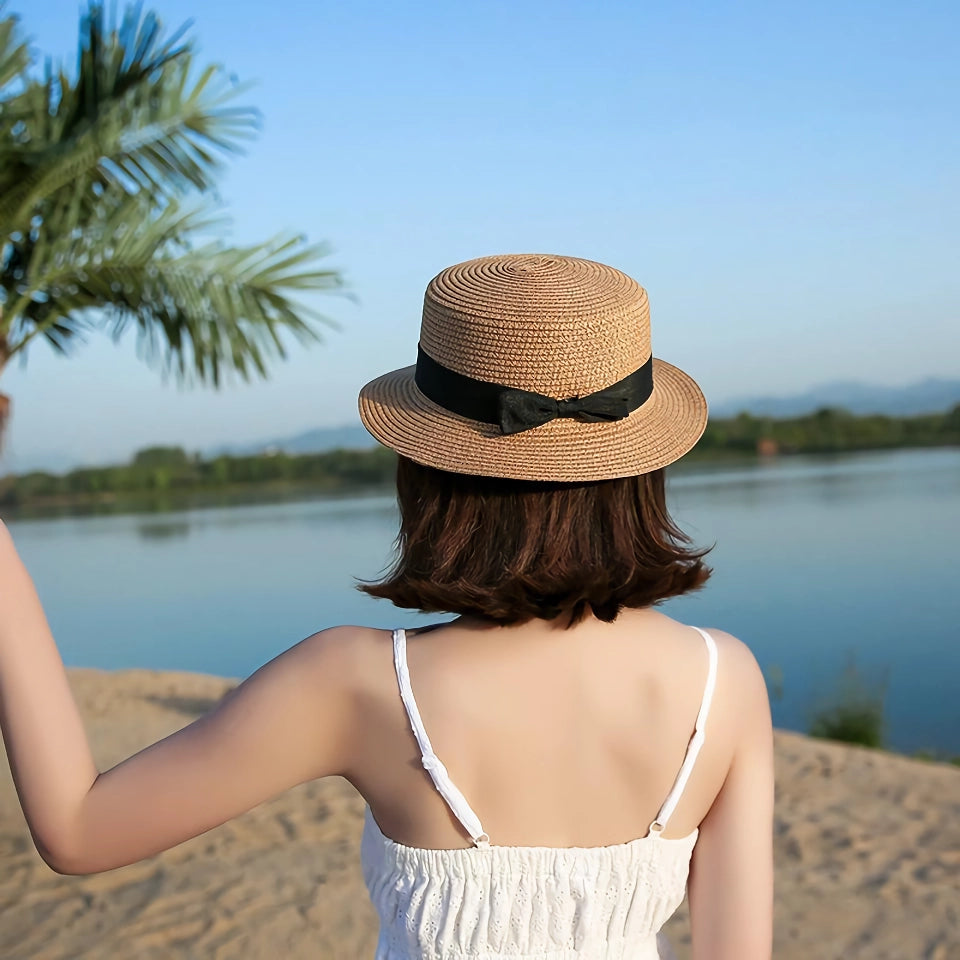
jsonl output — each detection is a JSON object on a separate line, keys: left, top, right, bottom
{"left": 648, "top": 626, "right": 719, "bottom": 835}
{"left": 392, "top": 629, "right": 490, "bottom": 847}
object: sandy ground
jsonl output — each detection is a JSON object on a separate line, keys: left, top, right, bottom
{"left": 0, "top": 667, "right": 957, "bottom": 960}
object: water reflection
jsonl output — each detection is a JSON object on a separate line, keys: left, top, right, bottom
{"left": 137, "top": 520, "right": 191, "bottom": 541}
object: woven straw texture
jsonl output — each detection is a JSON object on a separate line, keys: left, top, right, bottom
{"left": 359, "top": 254, "right": 708, "bottom": 482}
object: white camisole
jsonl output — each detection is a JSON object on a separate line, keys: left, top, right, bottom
{"left": 361, "top": 626, "right": 720, "bottom": 959}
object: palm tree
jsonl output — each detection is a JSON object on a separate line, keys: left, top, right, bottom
{"left": 0, "top": 2, "right": 344, "bottom": 446}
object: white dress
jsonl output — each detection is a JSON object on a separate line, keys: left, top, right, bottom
{"left": 361, "top": 626, "right": 719, "bottom": 959}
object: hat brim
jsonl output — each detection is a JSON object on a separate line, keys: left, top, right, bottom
{"left": 358, "top": 358, "right": 708, "bottom": 482}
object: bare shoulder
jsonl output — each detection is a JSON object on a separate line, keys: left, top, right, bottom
{"left": 647, "top": 614, "right": 767, "bottom": 699}
{"left": 298, "top": 622, "right": 379, "bottom": 658}
{"left": 701, "top": 628, "right": 772, "bottom": 732}
{"left": 228, "top": 624, "right": 390, "bottom": 736}
{"left": 233, "top": 623, "right": 394, "bottom": 783}
{"left": 293, "top": 623, "right": 389, "bottom": 691}
{"left": 704, "top": 628, "right": 764, "bottom": 677}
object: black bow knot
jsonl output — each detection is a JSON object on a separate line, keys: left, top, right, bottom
{"left": 498, "top": 389, "right": 633, "bottom": 435}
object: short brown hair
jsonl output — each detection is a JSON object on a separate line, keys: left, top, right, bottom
{"left": 360, "top": 455, "right": 711, "bottom": 626}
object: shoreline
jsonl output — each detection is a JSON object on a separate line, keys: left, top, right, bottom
{"left": 3, "top": 446, "right": 955, "bottom": 522}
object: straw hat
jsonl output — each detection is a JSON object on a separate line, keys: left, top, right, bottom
{"left": 358, "top": 254, "right": 707, "bottom": 482}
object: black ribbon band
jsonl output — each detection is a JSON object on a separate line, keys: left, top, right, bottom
{"left": 414, "top": 345, "right": 654, "bottom": 435}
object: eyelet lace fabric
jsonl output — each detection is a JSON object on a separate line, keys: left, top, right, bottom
{"left": 362, "top": 808, "right": 696, "bottom": 959}
{"left": 360, "top": 628, "right": 718, "bottom": 959}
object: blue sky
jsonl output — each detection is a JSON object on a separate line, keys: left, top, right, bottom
{"left": 3, "top": 0, "right": 958, "bottom": 471}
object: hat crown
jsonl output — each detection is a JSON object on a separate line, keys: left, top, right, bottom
{"left": 420, "top": 254, "right": 651, "bottom": 397}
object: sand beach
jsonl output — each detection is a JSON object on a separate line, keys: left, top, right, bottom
{"left": 0, "top": 666, "right": 957, "bottom": 959}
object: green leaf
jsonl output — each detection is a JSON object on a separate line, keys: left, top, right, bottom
{"left": 0, "top": 4, "right": 30, "bottom": 93}
{"left": 5, "top": 186, "right": 344, "bottom": 386}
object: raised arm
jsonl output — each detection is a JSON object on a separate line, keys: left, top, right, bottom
{"left": 687, "top": 634, "right": 775, "bottom": 960}
{"left": 0, "top": 520, "right": 362, "bottom": 875}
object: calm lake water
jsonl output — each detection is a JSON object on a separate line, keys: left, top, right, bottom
{"left": 7, "top": 448, "right": 959, "bottom": 754}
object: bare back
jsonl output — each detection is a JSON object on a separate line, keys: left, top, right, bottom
{"left": 348, "top": 607, "right": 751, "bottom": 850}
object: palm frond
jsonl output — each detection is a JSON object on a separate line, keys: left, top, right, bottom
{"left": 0, "top": 4, "right": 256, "bottom": 227}
{"left": 5, "top": 187, "right": 344, "bottom": 385}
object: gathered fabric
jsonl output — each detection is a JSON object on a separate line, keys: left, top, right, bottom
{"left": 361, "top": 626, "right": 719, "bottom": 959}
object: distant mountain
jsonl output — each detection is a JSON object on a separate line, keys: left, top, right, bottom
{"left": 209, "top": 422, "right": 376, "bottom": 457}
{"left": 712, "top": 378, "right": 960, "bottom": 419}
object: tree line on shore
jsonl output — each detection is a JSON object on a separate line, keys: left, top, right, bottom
{"left": 1, "top": 404, "right": 958, "bottom": 510}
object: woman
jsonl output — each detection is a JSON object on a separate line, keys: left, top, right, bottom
{"left": 0, "top": 254, "right": 773, "bottom": 959}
